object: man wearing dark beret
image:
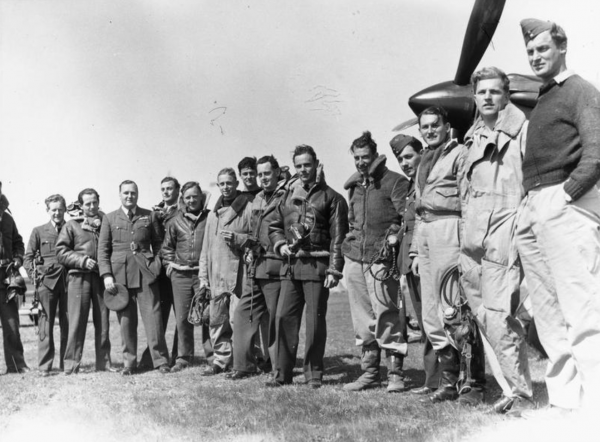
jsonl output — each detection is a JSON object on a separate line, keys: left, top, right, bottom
{"left": 516, "top": 19, "right": 600, "bottom": 415}
{"left": 391, "top": 134, "right": 440, "bottom": 397}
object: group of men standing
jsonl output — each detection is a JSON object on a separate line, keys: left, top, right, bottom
{"left": 1, "top": 17, "right": 599, "bottom": 419}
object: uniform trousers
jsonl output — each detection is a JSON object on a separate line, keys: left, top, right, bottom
{"left": 516, "top": 183, "right": 600, "bottom": 409}
{"left": 0, "top": 287, "right": 27, "bottom": 371}
{"left": 63, "top": 272, "right": 111, "bottom": 372}
{"left": 405, "top": 272, "right": 440, "bottom": 389}
{"left": 344, "top": 258, "right": 407, "bottom": 354}
{"left": 37, "top": 279, "right": 68, "bottom": 372}
{"left": 169, "top": 270, "right": 212, "bottom": 364}
{"left": 275, "top": 278, "right": 329, "bottom": 384}
{"left": 416, "top": 216, "right": 460, "bottom": 351}
{"left": 233, "top": 278, "right": 280, "bottom": 373}
{"left": 118, "top": 279, "right": 169, "bottom": 369}
{"left": 258, "top": 279, "right": 281, "bottom": 370}
{"left": 140, "top": 271, "right": 177, "bottom": 367}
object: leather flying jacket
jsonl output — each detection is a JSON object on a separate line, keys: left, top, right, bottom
{"left": 342, "top": 155, "right": 408, "bottom": 263}
{"left": 161, "top": 209, "right": 209, "bottom": 270}
{"left": 269, "top": 166, "right": 349, "bottom": 279}
{"left": 55, "top": 213, "right": 105, "bottom": 274}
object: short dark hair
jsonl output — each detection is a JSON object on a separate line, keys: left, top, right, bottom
{"left": 160, "top": 176, "right": 180, "bottom": 190}
{"left": 45, "top": 194, "right": 66, "bottom": 210}
{"left": 257, "top": 155, "right": 280, "bottom": 170}
{"left": 550, "top": 22, "right": 568, "bottom": 47}
{"left": 351, "top": 131, "right": 377, "bottom": 155}
{"left": 237, "top": 157, "right": 257, "bottom": 173}
{"left": 217, "top": 167, "right": 237, "bottom": 180}
{"left": 471, "top": 66, "right": 510, "bottom": 95}
{"left": 180, "top": 181, "right": 202, "bottom": 196}
{"left": 292, "top": 144, "right": 318, "bottom": 163}
{"left": 119, "top": 180, "right": 138, "bottom": 192}
{"left": 78, "top": 188, "right": 100, "bottom": 204}
{"left": 418, "top": 106, "right": 449, "bottom": 127}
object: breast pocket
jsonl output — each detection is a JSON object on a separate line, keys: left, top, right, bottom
{"left": 112, "top": 224, "right": 128, "bottom": 242}
{"left": 41, "top": 240, "right": 54, "bottom": 255}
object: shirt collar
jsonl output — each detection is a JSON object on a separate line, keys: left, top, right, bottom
{"left": 51, "top": 220, "right": 63, "bottom": 229}
{"left": 121, "top": 206, "right": 137, "bottom": 216}
{"left": 554, "top": 69, "right": 575, "bottom": 85}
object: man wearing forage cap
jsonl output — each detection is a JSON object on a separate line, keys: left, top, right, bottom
{"left": 516, "top": 18, "right": 600, "bottom": 415}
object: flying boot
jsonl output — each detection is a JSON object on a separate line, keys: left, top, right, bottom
{"left": 343, "top": 342, "right": 381, "bottom": 391}
{"left": 421, "top": 345, "right": 460, "bottom": 403}
{"left": 386, "top": 351, "right": 406, "bottom": 393}
{"left": 457, "top": 333, "right": 486, "bottom": 406}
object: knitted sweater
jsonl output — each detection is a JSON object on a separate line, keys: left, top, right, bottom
{"left": 523, "top": 72, "right": 600, "bottom": 200}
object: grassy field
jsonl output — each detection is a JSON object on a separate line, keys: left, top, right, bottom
{"left": 0, "top": 289, "right": 592, "bottom": 442}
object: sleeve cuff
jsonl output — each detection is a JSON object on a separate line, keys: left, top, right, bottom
{"left": 564, "top": 178, "right": 585, "bottom": 201}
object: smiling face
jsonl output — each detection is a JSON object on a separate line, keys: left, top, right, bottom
{"left": 257, "top": 162, "right": 280, "bottom": 192}
{"left": 474, "top": 77, "right": 509, "bottom": 125}
{"left": 120, "top": 183, "right": 138, "bottom": 210}
{"left": 294, "top": 153, "right": 317, "bottom": 186}
{"left": 397, "top": 145, "right": 422, "bottom": 179}
{"left": 81, "top": 193, "right": 99, "bottom": 218}
{"left": 352, "top": 146, "right": 378, "bottom": 178}
{"left": 161, "top": 180, "right": 179, "bottom": 206}
{"left": 183, "top": 187, "right": 202, "bottom": 213}
{"left": 240, "top": 167, "right": 258, "bottom": 191}
{"left": 418, "top": 114, "right": 450, "bottom": 149}
{"left": 526, "top": 30, "right": 567, "bottom": 82}
{"left": 217, "top": 173, "right": 238, "bottom": 201}
{"left": 47, "top": 201, "right": 66, "bottom": 225}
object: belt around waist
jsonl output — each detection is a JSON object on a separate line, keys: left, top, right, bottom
{"left": 419, "top": 210, "right": 461, "bottom": 222}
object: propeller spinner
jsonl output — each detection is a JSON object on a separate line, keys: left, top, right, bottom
{"left": 396, "top": 0, "right": 541, "bottom": 134}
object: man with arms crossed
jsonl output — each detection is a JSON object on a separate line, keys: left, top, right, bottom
{"left": 98, "top": 180, "right": 170, "bottom": 375}
{"left": 516, "top": 19, "right": 600, "bottom": 414}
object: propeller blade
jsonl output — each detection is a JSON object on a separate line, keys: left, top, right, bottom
{"left": 454, "top": 0, "right": 507, "bottom": 85}
{"left": 392, "top": 117, "right": 418, "bottom": 132}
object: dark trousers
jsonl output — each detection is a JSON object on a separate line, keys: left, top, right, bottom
{"left": 0, "top": 288, "right": 27, "bottom": 371}
{"left": 406, "top": 271, "right": 440, "bottom": 388}
{"left": 140, "top": 271, "right": 176, "bottom": 367}
{"left": 275, "top": 279, "right": 329, "bottom": 384}
{"left": 169, "top": 270, "right": 212, "bottom": 364}
{"left": 64, "top": 272, "right": 111, "bottom": 372}
{"left": 233, "top": 279, "right": 270, "bottom": 373}
{"left": 118, "top": 280, "right": 169, "bottom": 369}
{"left": 37, "top": 279, "right": 68, "bottom": 372}
{"left": 258, "top": 279, "right": 282, "bottom": 370}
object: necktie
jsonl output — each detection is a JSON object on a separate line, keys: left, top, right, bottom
{"left": 56, "top": 224, "right": 62, "bottom": 234}
{"left": 128, "top": 210, "right": 134, "bottom": 221}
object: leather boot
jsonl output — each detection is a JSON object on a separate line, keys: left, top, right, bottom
{"left": 386, "top": 351, "right": 406, "bottom": 393}
{"left": 422, "top": 345, "right": 459, "bottom": 403}
{"left": 458, "top": 334, "right": 486, "bottom": 406}
{"left": 343, "top": 343, "right": 381, "bottom": 391}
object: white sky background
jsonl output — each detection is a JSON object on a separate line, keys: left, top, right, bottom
{"left": 1, "top": 0, "right": 599, "bottom": 237}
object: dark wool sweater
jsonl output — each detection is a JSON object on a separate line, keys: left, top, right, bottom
{"left": 523, "top": 73, "right": 600, "bottom": 200}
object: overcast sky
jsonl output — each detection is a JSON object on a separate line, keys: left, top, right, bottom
{"left": 1, "top": 0, "right": 599, "bottom": 237}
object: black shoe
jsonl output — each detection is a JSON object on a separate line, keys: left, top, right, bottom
{"left": 505, "top": 396, "right": 536, "bottom": 418}
{"left": 158, "top": 364, "right": 171, "bottom": 374}
{"left": 421, "top": 386, "right": 458, "bottom": 403}
{"left": 308, "top": 379, "right": 322, "bottom": 389}
{"left": 227, "top": 371, "right": 258, "bottom": 380}
{"left": 411, "top": 386, "right": 436, "bottom": 395}
{"left": 122, "top": 367, "right": 136, "bottom": 376}
{"left": 201, "top": 364, "right": 226, "bottom": 376}
{"left": 265, "top": 380, "right": 286, "bottom": 388}
{"left": 171, "top": 362, "right": 189, "bottom": 373}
